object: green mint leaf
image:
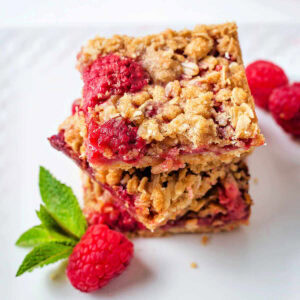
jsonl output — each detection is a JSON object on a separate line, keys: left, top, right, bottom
{"left": 16, "top": 225, "right": 77, "bottom": 248}
{"left": 39, "top": 167, "right": 87, "bottom": 239}
{"left": 36, "top": 205, "right": 78, "bottom": 243}
{"left": 16, "top": 242, "right": 73, "bottom": 276}
{"left": 36, "top": 204, "right": 60, "bottom": 231}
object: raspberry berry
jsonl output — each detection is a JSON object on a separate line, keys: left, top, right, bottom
{"left": 82, "top": 54, "right": 149, "bottom": 110}
{"left": 67, "top": 224, "right": 134, "bottom": 292}
{"left": 269, "top": 83, "right": 300, "bottom": 136}
{"left": 86, "top": 117, "right": 147, "bottom": 163}
{"left": 246, "top": 60, "right": 288, "bottom": 110}
{"left": 16, "top": 168, "right": 134, "bottom": 293}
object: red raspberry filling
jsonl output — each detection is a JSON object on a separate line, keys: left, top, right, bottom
{"left": 82, "top": 54, "right": 149, "bottom": 110}
{"left": 269, "top": 83, "right": 300, "bottom": 136}
{"left": 86, "top": 202, "right": 145, "bottom": 232}
{"left": 86, "top": 117, "right": 147, "bottom": 163}
{"left": 218, "top": 177, "right": 248, "bottom": 221}
{"left": 71, "top": 98, "right": 81, "bottom": 115}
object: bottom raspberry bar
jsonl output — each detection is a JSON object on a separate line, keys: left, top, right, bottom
{"left": 82, "top": 162, "right": 252, "bottom": 237}
{"left": 50, "top": 121, "right": 250, "bottom": 231}
{"left": 83, "top": 160, "right": 251, "bottom": 231}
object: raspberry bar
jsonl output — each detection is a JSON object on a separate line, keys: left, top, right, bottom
{"left": 50, "top": 22, "right": 264, "bottom": 174}
{"left": 82, "top": 160, "right": 252, "bottom": 236}
{"left": 50, "top": 112, "right": 251, "bottom": 230}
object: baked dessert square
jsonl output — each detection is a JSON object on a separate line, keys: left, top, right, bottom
{"left": 50, "top": 22, "right": 264, "bottom": 174}
{"left": 49, "top": 110, "right": 252, "bottom": 230}
{"left": 84, "top": 161, "right": 251, "bottom": 231}
{"left": 82, "top": 160, "right": 252, "bottom": 236}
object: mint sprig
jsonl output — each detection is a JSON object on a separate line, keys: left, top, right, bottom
{"left": 16, "top": 167, "right": 87, "bottom": 276}
{"left": 39, "top": 167, "right": 87, "bottom": 239}
{"left": 16, "top": 225, "right": 76, "bottom": 248}
{"left": 16, "top": 242, "right": 73, "bottom": 276}
{"left": 36, "top": 204, "right": 61, "bottom": 231}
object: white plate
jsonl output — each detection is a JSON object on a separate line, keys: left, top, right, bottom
{"left": 1, "top": 24, "right": 300, "bottom": 300}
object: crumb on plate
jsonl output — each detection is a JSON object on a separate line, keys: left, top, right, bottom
{"left": 201, "top": 235, "right": 210, "bottom": 245}
{"left": 190, "top": 262, "right": 198, "bottom": 269}
{"left": 50, "top": 260, "right": 68, "bottom": 281}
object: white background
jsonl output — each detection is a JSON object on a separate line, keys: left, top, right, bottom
{"left": 1, "top": 1, "right": 300, "bottom": 300}
{"left": 1, "top": 0, "right": 300, "bottom": 26}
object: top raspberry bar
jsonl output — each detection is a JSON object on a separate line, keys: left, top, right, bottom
{"left": 61, "top": 23, "right": 264, "bottom": 173}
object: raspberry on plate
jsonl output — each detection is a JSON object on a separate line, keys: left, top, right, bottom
{"left": 269, "top": 83, "right": 300, "bottom": 136}
{"left": 67, "top": 224, "right": 134, "bottom": 292}
{"left": 246, "top": 60, "right": 288, "bottom": 110}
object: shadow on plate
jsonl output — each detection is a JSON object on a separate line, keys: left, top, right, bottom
{"left": 91, "top": 256, "right": 153, "bottom": 297}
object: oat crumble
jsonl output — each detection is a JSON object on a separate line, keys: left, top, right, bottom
{"left": 52, "top": 22, "right": 264, "bottom": 173}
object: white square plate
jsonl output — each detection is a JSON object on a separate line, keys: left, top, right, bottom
{"left": 1, "top": 23, "right": 300, "bottom": 300}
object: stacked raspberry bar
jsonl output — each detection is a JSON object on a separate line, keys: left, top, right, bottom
{"left": 82, "top": 160, "right": 252, "bottom": 236}
{"left": 49, "top": 23, "right": 264, "bottom": 236}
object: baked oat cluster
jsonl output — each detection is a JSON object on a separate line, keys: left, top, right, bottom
{"left": 71, "top": 22, "right": 264, "bottom": 171}
{"left": 50, "top": 22, "right": 264, "bottom": 235}
{"left": 82, "top": 160, "right": 252, "bottom": 236}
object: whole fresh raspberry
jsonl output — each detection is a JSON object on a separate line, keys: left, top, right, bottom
{"left": 86, "top": 117, "right": 147, "bottom": 163}
{"left": 246, "top": 60, "right": 288, "bottom": 110}
{"left": 269, "top": 83, "right": 300, "bottom": 136}
{"left": 82, "top": 54, "right": 149, "bottom": 111}
{"left": 67, "top": 224, "right": 134, "bottom": 292}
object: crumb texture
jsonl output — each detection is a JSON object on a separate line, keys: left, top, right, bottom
{"left": 64, "top": 22, "right": 265, "bottom": 170}
{"left": 83, "top": 160, "right": 251, "bottom": 230}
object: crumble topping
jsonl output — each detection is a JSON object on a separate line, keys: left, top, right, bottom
{"left": 59, "top": 113, "right": 86, "bottom": 156}
{"left": 72, "top": 23, "right": 264, "bottom": 169}
{"left": 82, "top": 58, "right": 260, "bottom": 146}
{"left": 52, "top": 23, "right": 264, "bottom": 173}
